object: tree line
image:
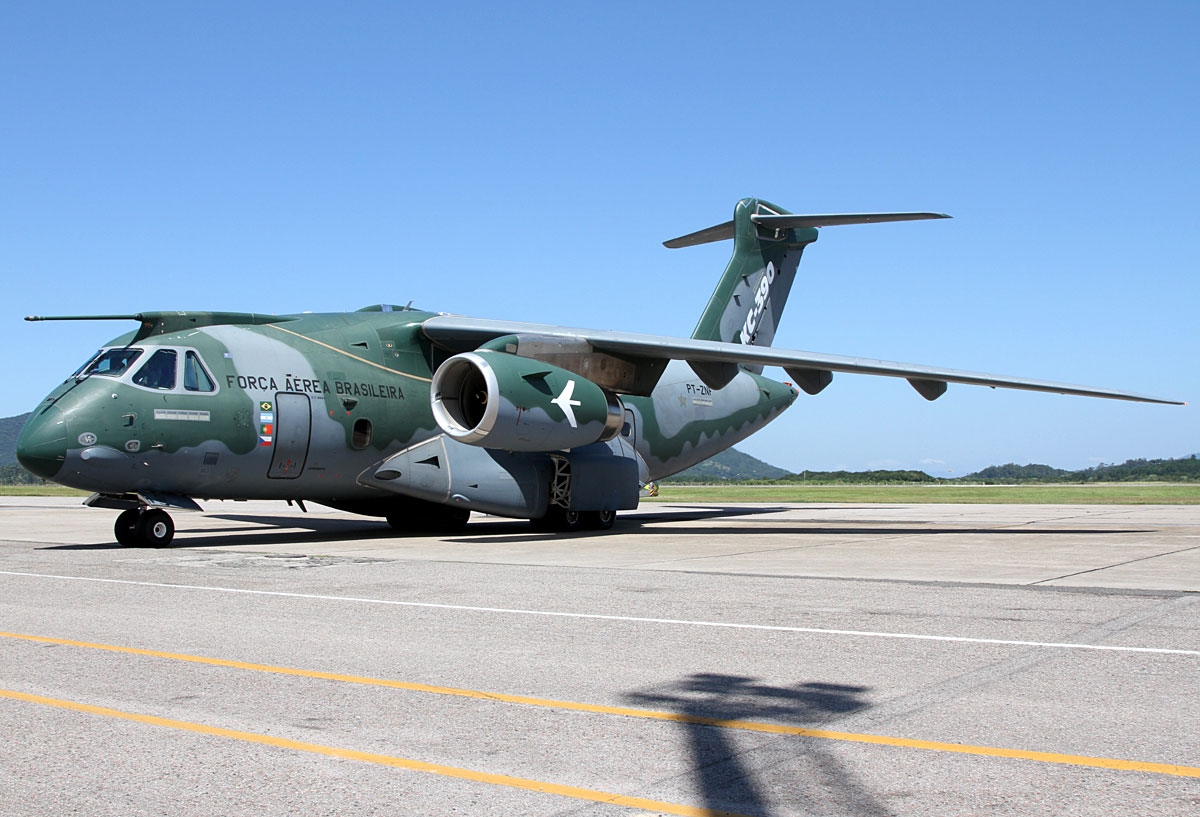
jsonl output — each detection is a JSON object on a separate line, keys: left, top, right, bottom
{"left": 666, "top": 455, "right": 1200, "bottom": 485}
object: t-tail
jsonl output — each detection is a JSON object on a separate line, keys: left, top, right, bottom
{"left": 669, "top": 198, "right": 950, "bottom": 370}
{"left": 633, "top": 200, "right": 952, "bottom": 480}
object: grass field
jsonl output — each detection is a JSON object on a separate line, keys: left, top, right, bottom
{"left": 4, "top": 483, "right": 1198, "bottom": 504}
{"left": 0, "top": 485, "right": 89, "bottom": 497}
{"left": 647, "top": 483, "right": 1200, "bottom": 505}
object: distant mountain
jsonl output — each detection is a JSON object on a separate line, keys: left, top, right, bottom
{"left": 776, "top": 468, "right": 940, "bottom": 484}
{"left": 963, "top": 456, "right": 1200, "bottom": 483}
{"left": 664, "top": 448, "right": 790, "bottom": 482}
{"left": 0, "top": 413, "right": 30, "bottom": 468}
{"left": 963, "top": 463, "right": 1071, "bottom": 481}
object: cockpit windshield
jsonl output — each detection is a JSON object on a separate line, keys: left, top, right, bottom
{"left": 70, "top": 346, "right": 217, "bottom": 393}
{"left": 78, "top": 348, "right": 143, "bottom": 379}
{"left": 70, "top": 351, "right": 103, "bottom": 378}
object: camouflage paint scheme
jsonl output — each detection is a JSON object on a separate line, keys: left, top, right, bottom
{"left": 17, "top": 198, "right": 1179, "bottom": 544}
{"left": 18, "top": 312, "right": 793, "bottom": 498}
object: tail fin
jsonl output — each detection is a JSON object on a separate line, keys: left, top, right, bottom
{"left": 670, "top": 198, "right": 949, "bottom": 357}
{"left": 680, "top": 198, "right": 812, "bottom": 354}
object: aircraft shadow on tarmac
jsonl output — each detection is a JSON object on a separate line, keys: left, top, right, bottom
{"left": 41, "top": 505, "right": 1148, "bottom": 550}
{"left": 41, "top": 506, "right": 789, "bottom": 549}
{"left": 625, "top": 673, "right": 888, "bottom": 817}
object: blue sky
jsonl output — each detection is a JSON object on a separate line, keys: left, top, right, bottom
{"left": 2, "top": 1, "right": 1196, "bottom": 474}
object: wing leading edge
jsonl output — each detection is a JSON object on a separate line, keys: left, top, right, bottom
{"left": 421, "top": 315, "right": 1183, "bottom": 405}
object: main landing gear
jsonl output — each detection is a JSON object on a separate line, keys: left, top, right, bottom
{"left": 529, "top": 507, "right": 616, "bottom": 533}
{"left": 114, "top": 508, "right": 176, "bottom": 547}
{"left": 528, "top": 454, "right": 620, "bottom": 532}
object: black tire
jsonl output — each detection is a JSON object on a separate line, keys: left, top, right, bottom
{"left": 528, "top": 513, "right": 554, "bottom": 533}
{"left": 530, "top": 506, "right": 584, "bottom": 533}
{"left": 114, "top": 509, "right": 141, "bottom": 546}
{"left": 432, "top": 506, "right": 471, "bottom": 532}
{"left": 136, "top": 509, "right": 175, "bottom": 547}
{"left": 583, "top": 509, "right": 616, "bottom": 530}
{"left": 387, "top": 505, "right": 471, "bottom": 533}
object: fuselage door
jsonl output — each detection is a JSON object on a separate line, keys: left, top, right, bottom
{"left": 622, "top": 407, "right": 638, "bottom": 449}
{"left": 267, "top": 392, "right": 311, "bottom": 479}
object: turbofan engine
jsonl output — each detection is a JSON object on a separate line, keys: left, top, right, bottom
{"left": 431, "top": 351, "right": 624, "bottom": 451}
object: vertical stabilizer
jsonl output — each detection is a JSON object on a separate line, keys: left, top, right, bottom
{"left": 687, "top": 199, "right": 817, "bottom": 361}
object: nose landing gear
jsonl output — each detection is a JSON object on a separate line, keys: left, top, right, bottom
{"left": 114, "top": 507, "right": 175, "bottom": 547}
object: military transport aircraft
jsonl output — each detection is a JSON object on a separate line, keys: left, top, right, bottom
{"left": 16, "top": 198, "right": 1182, "bottom": 547}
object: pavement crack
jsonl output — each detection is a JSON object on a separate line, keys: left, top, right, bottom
{"left": 833, "top": 594, "right": 1198, "bottom": 734}
{"left": 1030, "top": 543, "right": 1200, "bottom": 586}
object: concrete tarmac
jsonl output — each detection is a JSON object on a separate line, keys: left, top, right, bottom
{"left": 0, "top": 497, "right": 1197, "bottom": 816}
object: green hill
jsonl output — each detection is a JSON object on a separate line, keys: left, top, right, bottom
{"left": 0, "top": 413, "right": 30, "bottom": 468}
{"left": 777, "top": 468, "right": 940, "bottom": 484}
{"left": 665, "top": 448, "right": 790, "bottom": 482}
{"left": 964, "top": 463, "right": 1071, "bottom": 481}
{"left": 964, "top": 456, "right": 1200, "bottom": 483}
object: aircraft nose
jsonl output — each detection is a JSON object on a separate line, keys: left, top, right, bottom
{"left": 16, "top": 405, "right": 70, "bottom": 480}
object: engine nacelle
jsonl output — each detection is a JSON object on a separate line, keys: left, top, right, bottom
{"left": 431, "top": 351, "right": 624, "bottom": 452}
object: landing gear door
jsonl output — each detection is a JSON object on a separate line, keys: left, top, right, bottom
{"left": 267, "top": 392, "right": 311, "bottom": 479}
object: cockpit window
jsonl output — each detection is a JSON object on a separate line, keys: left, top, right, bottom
{"left": 81, "top": 348, "right": 143, "bottom": 378}
{"left": 132, "top": 349, "right": 178, "bottom": 390}
{"left": 183, "top": 351, "right": 215, "bottom": 392}
{"left": 71, "top": 351, "right": 103, "bottom": 379}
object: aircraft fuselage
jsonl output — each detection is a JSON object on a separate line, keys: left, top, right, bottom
{"left": 17, "top": 308, "right": 797, "bottom": 513}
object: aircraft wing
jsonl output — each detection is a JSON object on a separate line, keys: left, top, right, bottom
{"left": 421, "top": 315, "right": 1183, "bottom": 405}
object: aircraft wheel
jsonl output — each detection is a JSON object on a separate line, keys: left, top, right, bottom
{"left": 136, "top": 509, "right": 175, "bottom": 548}
{"left": 114, "top": 509, "right": 141, "bottom": 546}
{"left": 583, "top": 510, "right": 616, "bottom": 530}
{"left": 433, "top": 506, "right": 471, "bottom": 532}
{"left": 530, "top": 506, "right": 583, "bottom": 533}
{"left": 560, "top": 509, "right": 582, "bottom": 531}
{"left": 387, "top": 506, "right": 470, "bottom": 533}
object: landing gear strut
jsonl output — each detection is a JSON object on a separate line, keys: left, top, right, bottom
{"left": 529, "top": 455, "right": 620, "bottom": 532}
{"left": 114, "top": 507, "right": 175, "bottom": 547}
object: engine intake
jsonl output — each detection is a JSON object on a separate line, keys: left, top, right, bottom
{"left": 431, "top": 351, "right": 623, "bottom": 451}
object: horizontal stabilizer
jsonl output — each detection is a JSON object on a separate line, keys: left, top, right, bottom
{"left": 752, "top": 212, "right": 950, "bottom": 229}
{"left": 664, "top": 212, "right": 950, "bottom": 248}
{"left": 663, "top": 220, "right": 736, "bottom": 249}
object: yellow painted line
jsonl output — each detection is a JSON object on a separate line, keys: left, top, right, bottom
{"left": 0, "top": 688, "right": 747, "bottom": 817}
{"left": 265, "top": 323, "right": 433, "bottom": 382}
{"left": 4, "top": 631, "right": 1198, "bottom": 780}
